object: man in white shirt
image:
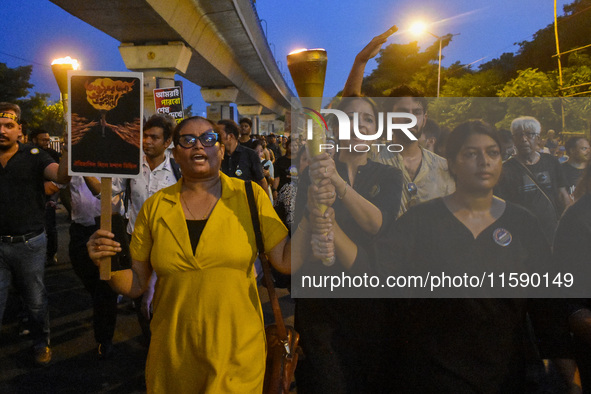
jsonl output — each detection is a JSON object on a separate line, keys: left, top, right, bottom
{"left": 342, "top": 32, "right": 454, "bottom": 217}
{"left": 68, "top": 175, "right": 124, "bottom": 359}
{"left": 126, "top": 114, "right": 180, "bottom": 233}
{"left": 125, "top": 114, "right": 179, "bottom": 344}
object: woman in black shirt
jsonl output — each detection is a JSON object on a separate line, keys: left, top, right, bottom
{"left": 293, "top": 97, "right": 402, "bottom": 393}
{"left": 555, "top": 161, "right": 591, "bottom": 392}
{"left": 318, "top": 120, "right": 573, "bottom": 392}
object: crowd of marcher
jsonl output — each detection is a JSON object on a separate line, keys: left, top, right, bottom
{"left": 2, "top": 27, "right": 591, "bottom": 394}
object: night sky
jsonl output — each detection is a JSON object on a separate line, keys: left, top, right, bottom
{"left": 0, "top": 0, "right": 573, "bottom": 114}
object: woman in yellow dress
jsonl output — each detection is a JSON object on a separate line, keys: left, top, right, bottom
{"left": 87, "top": 116, "right": 294, "bottom": 393}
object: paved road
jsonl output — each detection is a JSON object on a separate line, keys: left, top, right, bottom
{"left": 0, "top": 205, "right": 295, "bottom": 393}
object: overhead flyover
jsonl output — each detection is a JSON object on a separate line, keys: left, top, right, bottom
{"left": 49, "top": 0, "right": 295, "bottom": 118}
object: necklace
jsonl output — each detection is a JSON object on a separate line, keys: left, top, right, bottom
{"left": 181, "top": 191, "right": 217, "bottom": 220}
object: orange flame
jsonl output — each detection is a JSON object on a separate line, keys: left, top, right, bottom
{"left": 51, "top": 56, "right": 80, "bottom": 70}
{"left": 85, "top": 78, "right": 135, "bottom": 111}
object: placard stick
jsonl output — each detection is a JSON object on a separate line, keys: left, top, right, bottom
{"left": 99, "top": 177, "right": 112, "bottom": 280}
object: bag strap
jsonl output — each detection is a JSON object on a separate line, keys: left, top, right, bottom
{"left": 509, "top": 157, "right": 558, "bottom": 213}
{"left": 245, "top": 181, "right": 289, "bottom": 342}
{"left": 124, "top": 178, "right": 131, "bottom": 216}
{"left": 169, "top": 157, "right": 182, "bottom": 181}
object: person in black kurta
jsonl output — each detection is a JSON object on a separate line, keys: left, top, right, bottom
{"left": 554, "top": 164, "right": 591, "bottom": 393}
{"left": 494, "top": 116, "right": 570, "bottom": 244}
{"left": 318, "top": 120, "right": 573, "bottom": 393}
{"left": 372, "top": 198, "right": 570, "bottom": 392}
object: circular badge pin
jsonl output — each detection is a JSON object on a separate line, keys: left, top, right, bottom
{"left": 369, "top": 184, "right": 381, "bottom": 198}
{"left": 31, "top": 148, "right": 39, "bottom": 155}
{"left": 235, "top": 169, "right": 242, "bottom": 177}
{"left": 493, "top": 228, "right": 512, "bottom": 247}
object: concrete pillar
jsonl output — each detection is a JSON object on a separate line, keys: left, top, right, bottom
{"left": 119, "top": 41, "right": 192, "bottom": 118}
{"left": 201, "top": 87, "right": 239, "bottom": 122}
{"left": 259, "top": 114, "right": 276, "bottom": 136}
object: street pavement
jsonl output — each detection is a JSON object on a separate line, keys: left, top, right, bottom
{"left": 0, "top": 205, "right": 295, "bottom": 393}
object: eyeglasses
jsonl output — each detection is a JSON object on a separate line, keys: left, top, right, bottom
{"left": 514, "top": 131, "right": 539, "bottom": 139}
{"left": 177, "top": 131, "right": 219, "bottom": 148}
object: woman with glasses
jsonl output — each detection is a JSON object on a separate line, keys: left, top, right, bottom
{"left": 315, "top": 120, "right": 574, "bottom": 392}
{"left": 87, "top": 116, "right": 293, "bottom": 393}
{"left": 293, "top": 96, "right": 403, "bottom": 392}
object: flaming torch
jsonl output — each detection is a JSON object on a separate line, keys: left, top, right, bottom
{"left": 51, "top": 56, "right": 80, "bottom": 117}
{"left": 287, "top": 48, "right": 334, "bottom": 266}
{"left": 52, "top": 56, "right": 79, "bottom": 136}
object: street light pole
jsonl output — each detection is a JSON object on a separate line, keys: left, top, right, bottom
{"left": 437, "top": 37, "right": 442, "bottom": 98}
{"left": 412, "top": 24, "right": 443, "bottom": 97}
{"left": 424, "top": 31, "right": 443, "bottom": 98}
{"left": 410, "top": 22, "right": 460, "bottom": 98}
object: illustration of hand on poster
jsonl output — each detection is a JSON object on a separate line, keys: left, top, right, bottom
{"left": 68, "top": 71, "right": 143, "bottom": 177}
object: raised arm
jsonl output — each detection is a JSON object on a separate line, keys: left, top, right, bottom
{"left": 342, "top": 25, "right": 398, "bottom": 97}
{"left": 309, "top": 153, "right": 384, "bottom": 234}
{"left": 44, "top": 146, "right": 70, "bottom": 184}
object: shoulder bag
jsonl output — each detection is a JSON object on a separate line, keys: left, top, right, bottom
{"left": 245, "top": 181, "right": 300, "bottom": 394}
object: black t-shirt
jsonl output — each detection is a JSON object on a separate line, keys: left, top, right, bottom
{"left": 554, "top": 193, "right": 591, "bottom": 306}
{"left": 274, "top": 155, "right": 294, "bottom": 192}
{"left": 293, "top": 158, "right": 403, "bottom": 393}
{"left": 0, "top": 143, "right": 55, "bottom": 235}
{"left": 495, "top": 154, "right": 567, "bottom": 242}
{"left": 267, "top": 143, "right": 281, "bottom": 161}
{"left": 45, "top": 147, "right": 61, "bottom": 163}
{"left": 561, "top": 162, "right": 584, "bottom": 193}
{"left": 238, "top": 138, "right": 256, "bottom": 150}
{"left": 221, "top": 144, "right": 264, "bottom": 182}
{"left": 364, "top": 199, "right": 569, "bottom": 392}
{"left": 554, "top": 194, "right": 591, "bottom": 384}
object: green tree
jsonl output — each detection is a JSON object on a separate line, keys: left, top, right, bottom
{"left": 361, "top": 35, "right": 454, "bottom": 96}
{"left": 428, "top": 97, "right": 506, "bottom": 131}
{"left": 514, "top": 0, "right": 591, "bottom": 72}
{"left": 497, "top": 68, "right": 557, "bottom": 97}
{"left": 496, "top": 69, "right": 561, "bottom": 130}
{"left": 441, "top": 69, "right": 505, "bottom": 97}
{"left": 0, "top": 62, "right": 64, "bottom": 135}
{"left": 0, "top": 63, "right": 33, "bottom": 102}
{"left": 479, "top": 53, "right": 518, "bottom": 82}
{"left": 561, "top": 53, "right": 591, "bottom": 97}
{"left": 27, "top": 100, "right": 66, "bottom": 136}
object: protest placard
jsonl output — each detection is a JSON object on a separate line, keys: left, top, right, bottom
{"left": 154, "top": 86, "right": 184, "bottom": 124}
{"left": 68, "top": 71, "right": 143, "bottom": 177}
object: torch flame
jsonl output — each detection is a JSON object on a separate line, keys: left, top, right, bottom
{"left": 51, "top": 56, "right": 80, "bottom": 70}
{"left": 85, "top": 78, "right": 135, "bottom": 111}
{"left": 288, "top": 48, "right": 326, "bottom": 55}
